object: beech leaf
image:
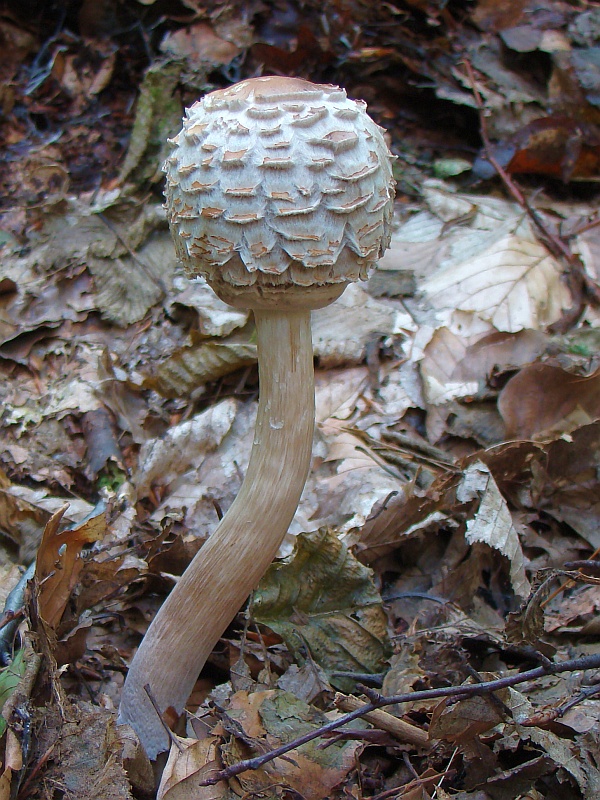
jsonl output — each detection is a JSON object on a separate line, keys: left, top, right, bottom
{"left": 459, "top": 463, "right": 530, "bottom": 598}
{"left": 252, "top": 528, "right": 390, "bottom": 689}
{"left": 421, "top": 233, "right": 570, "bottom": 332}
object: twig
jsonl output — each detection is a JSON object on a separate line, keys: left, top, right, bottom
{"left": 197, "top": 651, "right": 600, "bottom": 786}
{"left": 521, "top": 681, "right": 600, "bottom": 728}
{"left": 143, "top": 683, "right": 185, "bottom": 752}
{"left": 333, "top": 692, "right": 429, "bottom": 748}
{"left": 557, "top": 682, "right": 600, "bottom": 716}
{"left": 371, "top": 768, "right": 450, "bottom": 800}
{"left": 433, "top": 747, "right": 459, "bottom": 799}
{"left": 330, "top": 671, "right": 384, "bottom": 686}
{"left": 564, "top": 560, "right": 600, "bottom": 577}
{"left": 541, "top": 544, "right": 600, "bottom": 608}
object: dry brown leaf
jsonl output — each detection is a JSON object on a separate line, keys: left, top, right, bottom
{"left": 276, "top": 662, "right": 332, "bottom": 704}
{"left": 59, "top": 47, "right": 116, "bottom": 105}
{"left": 39, "top": 702, "right": 134, "bottom": 800}
{"left": 160, "top": 23, "right": 243, "bottom": 67}
{"left": 35, "top": 506, "right": 107, "bottom": 629}
{"left": 429, "top": 690, "right": 507, "bottom": 742}
{"left": 224, "top": 690, "right": 362, "bottom": 800}
{"left": 157, "top": 735, "right": 227, "bottom": 800}
{"left": 544, "top": 585, "right": 600, "bottom": 634}
{"left": 499, "top": 364, "right": 600, "bottom": 438}
{"left": 0, "top": 726, "right": 22, "bottom": 800}
{"left": 506, "top": 689, "right": 600, "bottom": 798}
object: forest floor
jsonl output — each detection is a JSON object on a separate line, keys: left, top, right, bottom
{"left": 1, "top": 1, "right": 600, "bottom": 798}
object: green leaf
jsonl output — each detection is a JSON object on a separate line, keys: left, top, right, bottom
{"left": 252, "top": 528, "right": 390, "bottom": 691}
{"left": 0, "top": 648, "right": 27, "bottom": 735}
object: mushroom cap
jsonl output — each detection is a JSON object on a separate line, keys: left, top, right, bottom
{"left": 164, "top": 76, "right": 395, "bottom": 306}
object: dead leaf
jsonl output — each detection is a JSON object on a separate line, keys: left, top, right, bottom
{"left": 312, "top": 283, "right": 415, "bottom": 367}
{"left": 149, "top": 340, "right": 257, "bottom": 399}
{"left": 505, "top": 688, "right": 600, "bottom": 798}
{"left": 86, "top": 241, "right": 165, "bottom": 327}
{"left": 117, "top": 62, "right": 183, "bottom": 185}
{"left": 38, "top": 701, "right": 134, "bottom": 800}
{"left": 421, "top": 326, "right": 547, "bottom": 406}
{"left": 160, "top": 23, "right": 242, "bottom": 67}
{"left": 421, "top": 233, "right": 570, "bottom": 332}
{"left": 459, "top": 462, "right": 530, "bottom": 598}
{"left": 429, "top": 690, "right": 507, "bottom": 742}
{"left": 225, "top": 689, "right": 362, "bottom": 800}
{"left": 252, "top": 528, "right": 390, "bottom": 690}
{"left": 35, "top": 506, "right": 107, "bottom": 629}
{"left": 169, "top": 278, "right": 248, "bottom": 338}
{"left": 157, "top": 735, "right": 228, "bottom": 800}
{"left": 499, "top": 364, "right": 600, "bottom": 438}
{"left": 58, "top": 44, "right": 116, "bottom": 108}
{"left": 135, "top": 399, "right": 237, "bottom": 496}
{"left": 276, "top": 662, "right": 332, "bottom": 704}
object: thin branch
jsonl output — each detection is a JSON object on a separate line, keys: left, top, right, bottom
{"left": 542, "top": 545, "right": 600, "bottom": 607}
{"left": 557, "top": 682, "right": 600, "bottom": 716}
{"left": 198, "top": 651, "right": 600, "bottom": 786}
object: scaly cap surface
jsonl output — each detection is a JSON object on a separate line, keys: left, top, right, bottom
{"left": 164, "top": 76, "right": 395, "bottom": 300}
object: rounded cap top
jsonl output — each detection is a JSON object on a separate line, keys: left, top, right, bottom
{"left": 164, "top": 76, "right": 396, "bottom": 307}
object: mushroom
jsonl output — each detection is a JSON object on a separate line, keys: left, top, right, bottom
{"left": 118, "top": 76, "right": 396, "bottom": 758}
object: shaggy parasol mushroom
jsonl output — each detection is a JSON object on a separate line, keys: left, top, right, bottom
{"left": 118, "top": 76, "right": 396, "bottom": 758}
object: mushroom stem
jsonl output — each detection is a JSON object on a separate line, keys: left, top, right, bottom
{"left": 119, "top": 308, "right": 315, "bottom": 759}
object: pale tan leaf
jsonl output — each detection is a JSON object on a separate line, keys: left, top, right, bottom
{"left": 160, "top": 23, "right": 242, "bottom": 67}
{"left": 312, "top": 283, "right": 415, "bottom": 367}
{"left": 136, "top": 399, "right": 237, "bottom": 495}
{"left": 374, "top": 209, "right": 447, "bottom": 282}
{"left": 575, "top": 224, "right": 600, "bottom": 284}
{"left": 87, "top": 251, "right": 163, "bottom": 326}
{"left": 314, "top": 367, "right": 368, "bottom": 424}
{"left": 420, "top": 326, "right": 479, "bottom": 405}
{"left": 157, "top": 736, "right": 228, "bottom": 800}
{"left": 458, "top": 463, "right": 530, "bottom": 598}
{"left": 169, "top": 277, "right": 248, "bottom": 337}
{"left": 421, "top": 234, "right": 570, "bottom": 332}
{"left": 86, "top": 226, "right": 173, "bottom": 326}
